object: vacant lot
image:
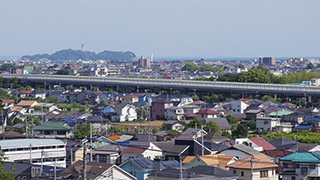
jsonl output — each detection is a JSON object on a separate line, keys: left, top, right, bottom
{"left": 110, "top": 120, "right": 165, "bottom": 128}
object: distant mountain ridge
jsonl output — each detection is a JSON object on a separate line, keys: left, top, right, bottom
{"left": 21, "top": 49, "right": 136, "bottom": 61}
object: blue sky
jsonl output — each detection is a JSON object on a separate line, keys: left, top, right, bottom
{"left": 1, "top": 0, "right": 320, "bottom": 59}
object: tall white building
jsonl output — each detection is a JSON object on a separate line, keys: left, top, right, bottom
{"left": 0, "top": 139, "right": 67, "bottom": 168}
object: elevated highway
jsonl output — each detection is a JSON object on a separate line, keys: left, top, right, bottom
{"left": 1, "top": 74, "right": 320, "bottom": 96}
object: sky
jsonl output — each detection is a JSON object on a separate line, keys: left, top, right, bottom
{"left": 1, "top": 0, "right": 320, "bottom": 59}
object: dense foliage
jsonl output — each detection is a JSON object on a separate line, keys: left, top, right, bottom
{"left": 181, "top": 63, "right": 224, "bottom": 72}
{"left": 22, "top": 49, "right": 136, "bottom": 61}
{"left": 217, "top": 67, "right": 320, "bottom": 84}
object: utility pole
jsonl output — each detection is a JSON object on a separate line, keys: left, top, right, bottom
{"left": 31, "top": 118, "right": 34, "bottom": 138}
{"left": 90, "top": 122, "right": 93, "bottom": 162}
{"left": 83, "top": 141, "right": 87, "bottom": 180}
{"left": 54, "top": 159, "right": 57, "bottom": 180}
{"left": 29, "top": 144, "right": 32, "bottom": 164}
{"left": 40, "top": 149, "right": 43, "bottom": 174}
{"left": 26, "top": 118, "right": 28, "bottom": 138}
{"left": 70, "top": 148, "right": 73, "bottom": 165}
{"left": 201, "top": 125, "right": 204, "bottom": 156}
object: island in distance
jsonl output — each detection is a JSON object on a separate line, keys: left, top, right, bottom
{"left": 21, "top": 49, "right": 136, "bottom": 61}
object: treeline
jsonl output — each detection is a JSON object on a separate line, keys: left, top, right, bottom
{"left": 22, "top": 49, "right": 136, "bottom": 61}
{"left": 217, "top": 67, "right": 320, "bottom": 84}
{"left": 182, "top": 62, "right": 224, "bottom": 72}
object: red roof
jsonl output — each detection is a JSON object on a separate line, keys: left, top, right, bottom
{"left": 186, "top": 113, "right": 197, "bottom": 118}
{"left": 135, "top": 93, "right": 146, "bottom": 97}
{"left": 261, "top": 149, "right": 294, "bottom": 157}
{"left": 265, "top": 109, "right": 281, "bottom": 114}
{"left": 196, "top": 109, "right": 218, "bottom": 114}
{"left": 121, "top": 146, "right": 149, "bottom": 154}
{"left": 249, "top": 137, "right": 276, "bottom": 150}
{"left": 122, "top": 95, "right": 138, "bottom": 98}
{"left": 1, "top": 99, "right": 15, "bottom": 103}
{"left": 20, "top": 90, "right": 32, "bottom": 94}
{"left": 225, "top": 142, "right": 232, "bottom": 147}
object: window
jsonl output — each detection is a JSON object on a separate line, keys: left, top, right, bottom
{"left": 301, "top": 167, "right": 308, "bottom": 175}
{"left": 264, "top": 121, "right": 268, "bottom": 125}
{"left": 260, "top": 170, "right": 268, "bottom": 178}
{"left": 241, "top": 171, "right": 244, "bottom": 176}
{"left": 310, "top": 164, "right": 316, "bottom": 169}
{"left": 291, "top": 176, "right": 295, "bottom": 180}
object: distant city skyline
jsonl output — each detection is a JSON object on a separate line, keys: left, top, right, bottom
{"left": 1, "top": 0, "right": 320, "bottom": 58}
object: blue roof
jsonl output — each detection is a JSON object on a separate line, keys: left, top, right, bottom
{"left": 304, "top": 117, "right": 320, "bottom": 122}
{"left": 265, "top": 107, "right": 284, "bottom": 111}
{"left": 294, "top": 124, "right": 312, "bottom": 130}
{"left": 281, "top": 152, "right": 320, "bottom": 163}
{"left": 60, "top": 117, "right": 75, "bottom": 124}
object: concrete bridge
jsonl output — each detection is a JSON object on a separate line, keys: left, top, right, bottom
{"left": 2, "top": 74, "right": 320, "bottom": 98}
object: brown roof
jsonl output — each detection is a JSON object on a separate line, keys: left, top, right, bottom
{"left": 0, "top": 130, "right": 24, "bottom": 139}
{"left": 183, "top": 154, "right": 234, "bottom": 165}
{"left": 1, "top": 99, "right": 15, "bottom": 103}
{"left": 227, "top": 154, "right": 279, "bottom": 170}
{"left": 183, "top": 156, "right": 196, "bottom": 163}
{"left": 122, "top": 146, "right": 149, "bottom": 154}
{"left": 9, "top": 106, "right": 24, "bottom": 112}
{"left": 59, "top": 161, "right": 113, "bottom": 179}
{"left": 17, "top": 100, "right": 38, "bottom": 107}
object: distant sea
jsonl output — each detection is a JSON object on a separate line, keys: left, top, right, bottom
{"left": 0, "top": 55, "right": 319, "bottom": 62}
{"left": 154, "top": 56, "right": 320, "bottom": 61}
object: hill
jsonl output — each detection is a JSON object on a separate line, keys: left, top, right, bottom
{"left": 21, "top": 49, "right": 136, "bottom": 61}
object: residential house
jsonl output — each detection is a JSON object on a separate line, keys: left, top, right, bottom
{"left": 280, "top": 152, "right": 320, "bottom": 180}
{"left": 282, "top": 111, "right": 305, "bottom": 126}
{"left": 0, "top": 139, "right": 67, "bottom": 167}
{"left": 235, "top": 137, "right": 276, "bottom": 151}
{"left": 154, "top": 130, "right": 176, "bottom": 141}
{"left": 163, "top": 120, "right": 186, "bottom": 133}
{"left": 182, "top": 104, "right": 201, "bottom": 115}
{"left": 122, "top": 95, "right": 139, "bottom": 104}
{"left": 151, "top": 100, "right": 173, "bottom": 120}
{"left": 227, "top": 154, "right": 279, "bottom": 180}
{"left": 30, "top": 90, "right": 46, "bottom": 99}
{"left": 256, "top": 117, "right": 292, "bottom": 133}
{"left": 182, "top": 154, "right": 236, "bottom": 170}
{"left": 111, "top": 103, "right": 137, "bottom": 122}
{"left": 203, "top": 118, "right": 231, "bottom": 133}
{"left": 174, "top": 138, "right": 213, "bottom": 156}
{"left": 218, "top": 144, "right": 261, "bottom": 160}
{"left": 0, "top": 99, "right": 15, "bottom": 108}
{"left": 3, "top": 162, "right": 33, "bottom": 179}
{"left": 261, "top": 149, "right": 294, "bottom": 163}
{"left": 87, "top": 115, "right": 109, "bottom": 133}
{"left": 59, "top": 161, "right": 137, "bottom": 180}
{"left": 269, "top": 137, "right": 299, "bottom": 150}
{"left": 178, "top": 128, "right": 208, "bottom": 139}
{"left": 149, "top": 165, "right": 238, "bottom": 180}
{"left": 165, "top": 106, "right": 184, "bottom": 120}
{"left": 152, "top": 94, "right": 193, "bottom": 107}
{"left": 204, "top": 133, "right": 230, "bottom": 144}
{"left": 17, "top": 100, "right": 38, "bottom": 108}
{"left": 92, "top": 144, "right": 127, "bottom": 165}
{"left": 231, "top": 100, "right": 249, "bottom": 114}
{"left": 154, "top": 141, "right": 190, "bottom": 161}
{"left": 196, "top": 109, "right": 219, "bottom": 121}
{"left": 121, "top": 142, "right": 162, "bottom": 162}
{"left": 120, "top": 158, "right": 180, "bottom": 180}
{"left": 33, "top": 121, "right": 73, "bottom": 138}
{"left": 245, "top": 109, "right": 266, "bottom": 120}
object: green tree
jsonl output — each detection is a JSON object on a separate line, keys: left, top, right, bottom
{"left": 0, "top": 151, "right": 17, "bottom": 180}
{"left": 232, "top": 124, "right": 248, "bottom": 138}
{"left": 225, "top": 114, "right": 239, "bottom": 124}
{"left": 74, "top": 123, "right": 94, "bottom": 139}
{"left": 181, "top": 63, "right": 200, "bottom": 72}
{"left": 169, "top": 129, "right": 182, "bottom": 137}
{"left": 99, "top": 100, "right": 106, "bottom": 105}
{"left": 55, "top": 69, "right": 69, "bottom": 75}
{"left": 204, "top": 121, "right": 222, "bottom": 134}
{"left": 247, "top": 119, "right": 256, "bottom": 130}
{"left": 186, "top": 118, "right": 202, "bottom": 129}
{"left": 306, "top": 63, "right": 315, "bottom": 69}
{"left": 10, "top": 77, "right": 19, "bottom": 88}
{"left": 222, "top": 131, "right": 231, "bottom": 139}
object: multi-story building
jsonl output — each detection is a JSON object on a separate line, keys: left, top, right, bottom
{"left": 259, "top": 57, "right": 276, "bottom": 66}
{"left": 280, "top": 152, "right": 320, "bottom": 180}
{"left": 0, "top": 139, "right": 67, "bottom": 167}
{"left": 139, "top": 56, "right": 151, "bottom": 68}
